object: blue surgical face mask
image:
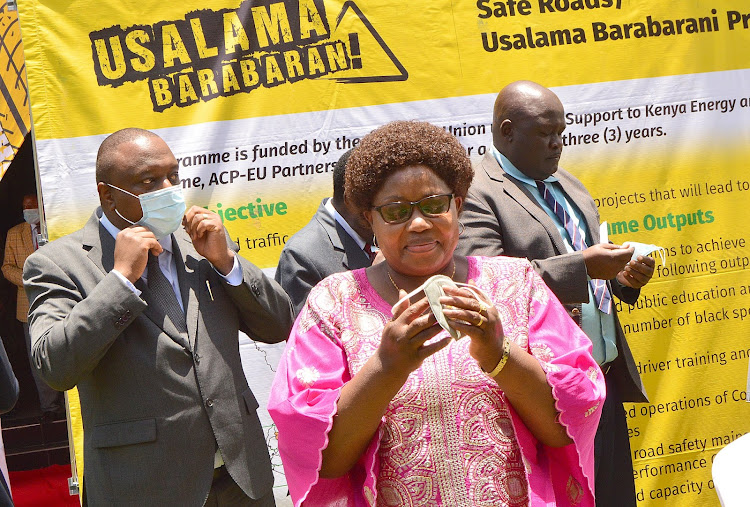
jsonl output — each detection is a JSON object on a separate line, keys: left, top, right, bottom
{"left": 23, "top": 209, "right": 40, "bottom": 225}
{"left": 107, "top": 183, "right": 186, "bottom": 238}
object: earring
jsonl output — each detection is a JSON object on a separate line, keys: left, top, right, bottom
{"left": 458, "top": 222, "right": 465, "bottom": 236}
{"left": 372, "top": 235, "right": 379, "bottom": 248}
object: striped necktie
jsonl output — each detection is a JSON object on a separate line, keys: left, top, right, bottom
{"left": 147, "top": 252, "right": 188, "bottom": 332}
{"left": 535, "top": 180, "right": 612, "bottom": 314}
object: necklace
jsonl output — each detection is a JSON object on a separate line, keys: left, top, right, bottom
{"left": 387, "top": 260, "right": 456, "bottom": 294}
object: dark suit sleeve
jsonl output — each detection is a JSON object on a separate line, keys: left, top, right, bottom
{"left": 275, "top": 246, "right": 323, "bottom": 316}
{"left": 611, "top": 278, "right": 640, "bottom": 305}
{"left": 529, "top": 253, "right": 591, "bottom": 305}
{"left": 225, "top": 255, "right": 294, "bottom": 344}
{"left": 23, "top": 250, "right": 148, "bottom": 391}
{"left": 0, "top": 337, "right": 19, "bottom": 414}
{"left": 458, "top": 190, "right": 507, "bottom": 258}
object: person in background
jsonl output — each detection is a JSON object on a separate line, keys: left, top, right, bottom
{"left": 2, "top": 194, "right": 64, "bottom": 421}
{"left": 275, "top": 149, "right": 375, "bottom": 315}
{"left": 456, "top": 81, "right": 655, "bottom": 507}
{"left": 23, "top": 128, "right": 294, "bottom": 506}
{"left": 269, "top": 120, "right": 605, "bottom": 506}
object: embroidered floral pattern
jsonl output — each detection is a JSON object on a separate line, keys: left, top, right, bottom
{"left": 295, "top": 367, "right": 320, "bottom": 387}
{"left": 584, "top": 404, "right": 599, "bottom": 418}
{"left": 567, "top": 475, "right": 584, "bottom": 505}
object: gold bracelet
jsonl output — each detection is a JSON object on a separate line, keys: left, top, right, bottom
{"left": 483, "top": 339, "right": 511, "bottom": 378}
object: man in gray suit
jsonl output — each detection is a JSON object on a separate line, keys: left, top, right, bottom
{"left": 457, "top": 81, "right": 655, "bottom": 507}
{"left": 275, "top": 150, "right": 374, "bottom": 315}
{"left": 23, "top": 128, "right": 294, "bottom": 506}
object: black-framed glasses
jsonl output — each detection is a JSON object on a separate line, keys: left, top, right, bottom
{"left": 372, "top": 193, "right": 454, "bottom": 224}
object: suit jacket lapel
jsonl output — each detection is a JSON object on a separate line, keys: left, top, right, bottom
{"left": 83, "top": 209, "right": 190, "bottom": 349}
{"left": 83, "top": 210, "right": 115, "bottom": 276}
{"left": 173, "top": 230, "right": 203, "bottom": 350}
{"left": 21, "top": 223, "right": 34, "bottom": 253}
{"left": 481, "top": 154, "right": 570, "bottom": 255}
{"left": 316, "top": 200, "right": 368, "bottom": 270}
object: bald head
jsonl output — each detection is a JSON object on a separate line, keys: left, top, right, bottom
{"left": 96, "top": 128, "right": 162, "bottom": 184}
{"left": 492, "top": 81, "right": 566, "bottom": 180}
{"left": 95, "top": 128, "right": 180, "bottom": 229}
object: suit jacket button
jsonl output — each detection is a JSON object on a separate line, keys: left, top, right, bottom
{"left": 194, "top": 353, "right": 201, "bottom": 364}
{"left": 205, "top": 398, "right": 213, "bottom": 408}
{"left": 251, "top": 283, "right": 260, "bottom": 296}
{"left": 571, "top": 308, "right": 581, "bottom": 316}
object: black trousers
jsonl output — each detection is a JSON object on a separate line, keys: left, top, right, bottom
{"left": 205, "top": 466, "right": 276, "bottom": 507}
{"left": 595, "top": 369, "right": 637, "bottom": 507}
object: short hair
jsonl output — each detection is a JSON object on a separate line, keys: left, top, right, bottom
{"left": 345, "top": 121, "right": 473, "bottom": 213}
{"left": 95, "top": 128, "right": 159, "bottom": 183}
{"left": 332, "top": 148, "right": 354, "bottom": 203}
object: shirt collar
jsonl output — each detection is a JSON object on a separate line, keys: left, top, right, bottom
{"left": 99, "top": 213, "right": 173, "bottom": 254}
{"left": 324, "top": 197, "right": 368, "bottom": 249}
{"left": 491, "top": 145, "right": 559, "bottom": 185}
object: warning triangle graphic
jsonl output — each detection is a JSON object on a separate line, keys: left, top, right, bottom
{"left": 327, "top": 1, "right": 408, "bottom": 83}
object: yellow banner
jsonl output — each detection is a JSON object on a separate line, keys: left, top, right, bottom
{"left": 17, "top": 0, "right": 750, "bottom": 504}
{"left": 0, "top": 3, "right": 30, "bottom": 178}
{"left": 19, "top": 0, "right": 750, "bottom": 140}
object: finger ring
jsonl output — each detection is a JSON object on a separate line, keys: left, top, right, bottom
{"left": 478, "top": 301, "right": 489, "bottom": 315}
{"left": 476, "top": 315, "right": 486, "bottom": 328}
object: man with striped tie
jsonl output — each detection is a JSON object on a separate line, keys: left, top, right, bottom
{"left": 457, "top": 80, "right": 655, "bottom": 507}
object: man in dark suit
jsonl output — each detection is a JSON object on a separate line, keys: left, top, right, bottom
{"left": 457, "top": 81, "right": 655, "bottom": 507}
{"left": 23, "top": 128, "right": 294, "bottom": 506}
{"left": 275, "top": 150, "right": 374, "bottom": 314}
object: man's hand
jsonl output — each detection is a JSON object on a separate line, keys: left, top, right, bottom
{"left": 183, "top": 206, "right": 234, "bottom": 275}
{"left": 113, "top": 226, "right": 163, "bottom": 283}
{"left": 582, "top": 243, "right": 634, "bottom": 280}
{"left": 617, "top": 255, "right": 655, "bottom": 288}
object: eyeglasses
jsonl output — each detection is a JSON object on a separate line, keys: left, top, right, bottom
{"left": 372, "top": 193, "right": 454, "bottom": 224}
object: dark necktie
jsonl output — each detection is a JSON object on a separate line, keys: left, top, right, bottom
{"left": 363, "top": 242, "right": 377, "bottom": 263}
{"left": 535, "top": 180, "right": 612, "bottom": 314}
{"left": 147, "top": 252, "right": 187, "bottom": 332}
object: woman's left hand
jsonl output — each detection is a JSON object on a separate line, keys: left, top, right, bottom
{"left": 440, "top": 284, "right": 506, "bottom": 373}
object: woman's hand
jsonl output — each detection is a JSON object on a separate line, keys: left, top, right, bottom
{"left": 617, "top": 255, "right": 655, "bottom": 289}
{"left": 321, "top": 291, "right": 452, "bottom": 478}
{"left": 441, "top": 283, "right": 572, "bottom": 447}
{"left": 440, "top": 283, "right": 506, "bottom": 373}
{"left": 376, "top": 291, "right": 452, "bottom": 379}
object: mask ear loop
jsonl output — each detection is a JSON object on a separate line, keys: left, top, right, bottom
{"left": 452, "top": 282, "right": 491, "bottom": 305}
{"left": 106, "top": 183, "right": 142, "bottom": 226}
{"left": 394, "top": 274, "right": 454, "bottom": 308}
{"left": 393, "top": 277, "right": 492, "bottom": 313}
{"left": 655, "top": 247, "right": 667, "bottom": 267}
{"left": 392, "top": 276, "right": 494, "bottom": 342}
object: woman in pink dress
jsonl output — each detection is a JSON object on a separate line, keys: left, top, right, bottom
{"left": 269, "top": 121, "right": 605, "bottom": 506}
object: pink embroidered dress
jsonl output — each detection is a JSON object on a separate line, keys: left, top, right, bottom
{"left": 269, "top": 256, "right": 605, "bottom": 506}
